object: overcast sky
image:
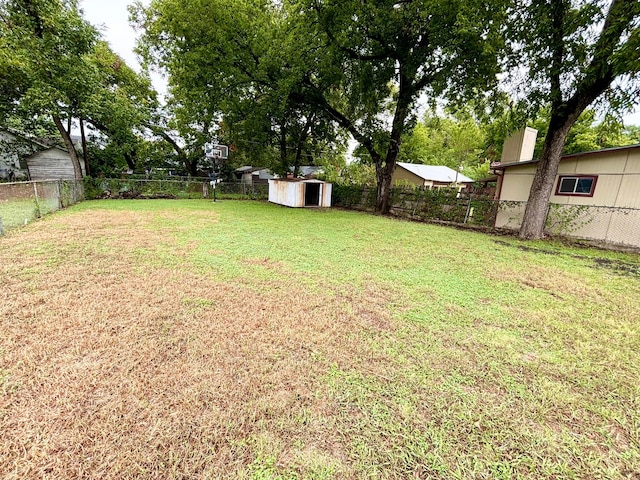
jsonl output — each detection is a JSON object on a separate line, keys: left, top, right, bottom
{"left": 80, "top": 0, "right": 640, "bottom": 126}
{"left": 81, "top": 0, "right": 168, "bottom": 99}
{"left": 81, "top": 0, "right": 141, "bottom": 70}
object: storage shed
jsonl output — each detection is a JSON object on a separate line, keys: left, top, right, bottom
{"left": 268, "top": 179, "right": 332, "bottom": 207}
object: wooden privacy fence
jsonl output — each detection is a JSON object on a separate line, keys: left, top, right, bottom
{"left": 0, "top": 179, "right": 83, "bottom": 234}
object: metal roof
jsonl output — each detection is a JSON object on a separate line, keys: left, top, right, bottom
{"left": 291, "top": 166, "right": 323, "bottom": 176}
{"left": 235, "top": 165, "right": 268, "bottom": 173}
{"left": 396, "top": 162, "right": 474, "bottom": 183}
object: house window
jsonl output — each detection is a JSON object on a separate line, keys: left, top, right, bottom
{"left": 556, "top": 175, "right": 597, "bottom": 196}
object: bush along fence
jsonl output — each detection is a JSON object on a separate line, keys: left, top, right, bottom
{"left": 83, "top": 178, "right": 270, "bottom": 201}
{"left": 0, "top": 179, "right": 83, "bottom": 234}
{"left": 332, "top": 185, "right": 499, "bottom": 228}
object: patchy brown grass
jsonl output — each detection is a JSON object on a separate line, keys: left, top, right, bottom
{"left": 0, "top": 207, "right": 400, "bottom": 479}
{"left": 1, "top": 201, "right": 639, "bottom": 479}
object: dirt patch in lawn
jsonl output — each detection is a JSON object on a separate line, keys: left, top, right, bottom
{"left": 0, "top": 209, "right": 397, "bottom": 478}
{"left": 494, "top": 239, "right": 640, "bottom": 278}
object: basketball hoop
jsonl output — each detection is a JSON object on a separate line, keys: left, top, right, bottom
{"left": 211, "top": 145, "right": 229, "bottom": 159}
{"left": 204, "top": 143, "right": 229, "bottom": 160}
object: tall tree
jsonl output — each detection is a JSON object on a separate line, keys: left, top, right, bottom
{"left": 292, "top": 0, "right": 506, "bottom": 212}
{"left": 513, "top": 0, "right": 640, "bottom": 239}
{"left": 84, "top": 41, "right": 158, "bottom": 172}
{"left": 132, "top": 0, "right": 343, "bottom": 176}
{"left": 0, "top": 0, "right": 99, "bottom": 179}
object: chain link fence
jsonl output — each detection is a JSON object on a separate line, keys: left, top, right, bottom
{"left": 84, "top": 177, "right": 209, "bottom": 200}
{"left": 333, "top": 185, "right": 499, "bottom": 228}
{"left": 84, "top": 178, "right": 269, "bottom": 201}
{"left": 334, "top": 184, "right": 640, "bottom": 248}
{"left": 4, "top": 179, "right": 637, "bottom": 249}
{"left": 214, "top": 182, "right": 269, "bottom": 200}
{"left": 0, "top": 180, "right": 83, "bottom": 234}
{"left": 497, "top": 201, "right": 640, "bottom": 249}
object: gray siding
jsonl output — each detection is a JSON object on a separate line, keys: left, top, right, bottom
{"left": 26, "top": 148, "right": 85, "bottom": 180}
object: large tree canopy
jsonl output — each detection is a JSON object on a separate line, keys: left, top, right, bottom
{"left": 290, "top": 0, "right": 507, "bottom": 212}
{"left": 0, "top": 0, "right": 99, "bottom": 179}
{"left": 0, "top": 0, "right": 161, "bottom": 177}
{"left": 132, "top": 0, "right": 345, "bottom": 177}
{"left": 84, "top": 41, "right": 158, "bottom": 173}
{"left": 133, "top": 0, "right": 506, "bottom": 203}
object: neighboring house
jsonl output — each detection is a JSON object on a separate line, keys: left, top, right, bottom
{"left": 0, "top": 130, "right": 36, "bottom": 181}
{"left": 235, "top": 166, "right": 276, "bottom": 185}
{"left": 293, "top": 166, "right": 324, "bottom": 178}
{"left": 392, "top": 162, "right": 474, "bottom": 189}
{"left": 0, "top": 129, "right": 85, "bottom": 181}
{"left": 26, "top": 146, "right": 85, "bottom": 180}
{"left": 493, "top": 144, "right": 640, "bottom": 248}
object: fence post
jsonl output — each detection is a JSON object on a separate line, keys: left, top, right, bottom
{"left": 33, "top": 181, "right": 40, "bottom": 218}
{"left": 412, "top": 188, "right": 422, "bottom": 217}
{"left": 463, "top": 199, "right": 472, "bottom": 224}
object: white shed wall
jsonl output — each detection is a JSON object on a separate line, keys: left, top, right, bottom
{"left": 268, "top": 180, "right": 332, "bottom": 208}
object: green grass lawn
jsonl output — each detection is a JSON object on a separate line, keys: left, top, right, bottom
{"left": 1, "top": 199, "right": 639, "bottom": 479}
{"left": 0, "top": 198, "right": 39, "bottom": 230}
{"left": 0, "top": 197, "right": 60, "bottom": 231}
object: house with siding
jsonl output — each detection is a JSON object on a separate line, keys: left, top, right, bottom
{"left": 392, "top": 162, "right": 474, "bottom": 189}
{"left": 0, "top": 129, "right": 84, "bottom": 181}
{"left": 493, "top": 143, "right": 640, "bottom": 248}
{"left": 0, "top": 130, "right": 36, "bottom": 181}
{"left": 26, "top": 146, "right": 85, "bottom": 180}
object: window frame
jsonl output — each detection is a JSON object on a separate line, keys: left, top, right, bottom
{"left": 555, "top": 175, "right": 598, "bottom": 197}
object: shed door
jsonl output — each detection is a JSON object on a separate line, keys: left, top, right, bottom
{"left": 304, "top": 183, "right": 320, "bottom": 206}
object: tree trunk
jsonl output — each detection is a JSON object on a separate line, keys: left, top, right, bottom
{"left": 123, "top": 151, "right": 136, "bottom": 171}
{"left": 53, "top": 114, "right": 83, "bottom": 180}
{"left": 518, "top": 117, "right": 573, "bottom": 239}
{"left": 187, "top": 158, "right": 198, "bottom": 176}
{"left": 375, "top": 164, "right": 394, "bottom": 213}
{"left": 280, "top": 124, "right": 288, "bottom": 176}
{"left": 376, "top": 69, "right": 412, "bottom": 214}
{"left": 79, "top": 117, "right": 90, "bottom": 177}
{"left": 518, "top": 0, "right": 628, "bottom": 240}
{"left": 294, "top": 114, "right": 313, "bottom": 178}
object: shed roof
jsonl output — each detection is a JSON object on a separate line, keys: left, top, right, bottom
{"left": 396, "top": 162, "right": 474, "bottom": 183}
